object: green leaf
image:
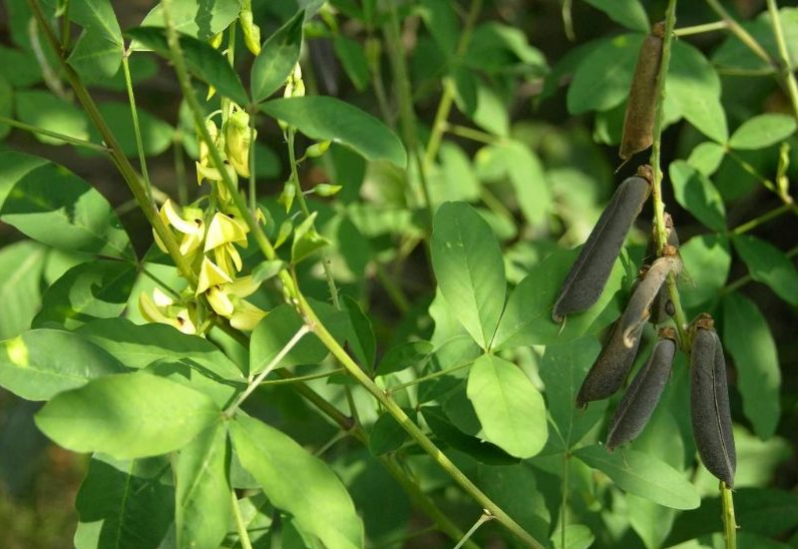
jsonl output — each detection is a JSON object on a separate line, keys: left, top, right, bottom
{"left": 175, "top": 422, "right": 231, "bottom": 549}
{"left": 421, "top": 405, "right": 519, "bottom": 466}
{"left": 713, "top": 8, "right": 797, "bottom": 71}
{"left": 540, "top": 337, "right": 607, "bottom": 449}
{"left": 127, "top": 27, "right": 249, "bottom": 105}
{"left": 0, "top": 76, "right": 11, "bottom": 139}
{"left": 627, "top": 493, "right": 675, "bottom": 549}
{"left": 138, "top": 0, "right": 241, "bottom": 43}
{"left": 88, "top": 102, "right": 174, "bottom": 157}
{"left": 429, "top": 141, "right": 481, "bottom": 206}
{"left": 68, "top": 30, "right": 125, "bottom": 81}
{"left": 260, "top": 96, "right": 407, "bottom": 168}
{"left": 368, "top": 411, "right": 410, "bottom": 456}
{"left": 551, "top": 525, "right": 595, "bottom": 549}
{"left": 431, "top": 202, "right": 506, "bottom": 349}
{"left": 0, "top": 329, "right": 126, "bottom": 401}
{"left": 732, "top": 235, "right": 797, "bottom": 306}
{"left": 472, "top": 83, "right": 509, "bottom": 137}
{"left": 582, "top": 0, "right": 649, "bottom": 32}
{"left": 15, "top": 90, "right": 89, "bottom": 146}
{"left": 669, "top": 160, "right": 726, "bottom": 232}
{"left": 249, "top": 301, "right": 348, "bottom": 375}
{"left": 687, "top": 141, "right": 726, "bottom": 176}
{"left": 33, "top": 260, "right": 137, "bottom": 330}
{"left": 723, "top": 293, "right": 781, "bottom": 439}
{"left": 567, "top": 33, "right": 642, "bottom": 114}
{"left": 1, "top": 163, "right": 133, "bottom": 259}
{"left": 0, "top": 45, "right": 43, "bottom": 87}
{"left": 418, "top": 0, "right": 459, "bottom": 56}
{"left": 334, "top": 35, "right": 370, "bottom": 91}
{"left": 500, "top": 141, "right": 552, "bottom": 226}
{"left": 36, "top": 373, "right": 221, "bottom": 459}
{"left": 0, "top": 240, "right": 47, "bottom": 339}
{"left": 0, "top": 151, "right": 48, "bottom": 210}
{"left": 679, "top": 234, "right": 731, "bottom": 308}
{"left": 74, "top": 457, "right": 174, "bottom": 549}
{"left": 493, "top": 248, "right": 627, "bottom": 350}
{"left": 251, "top": 10, "right": 305, "bottom": 102}
{"left": 342, "top": 295, "right": 376, "bottom": 371}
{"left": 665, "top": 41, "right": 728, "bottom": 143}
{"left": 574, "top": 445, "right": 700, "bottom": 509}
{"left": 465, "top": 23, "right": 548, "bottom": 76}
{"left": 729, "top": 114, "right": 797, "bottom": 150}
{"left": 467, "top": 354, "right": 547, "bottom": 458}
{"left": 291, "top": 212, "right": 331, "bottom": 264}
{"left": 376, "top": 341, "right": 433, "bottom": 376}
{"left": 77, "top": 318, "right": 245, "bottom": 381}
{"left": 230, "top": 414, "right": 365, "bottom": 549}
{"left": 451, "top": 66, "right": 478, "bottom": 116}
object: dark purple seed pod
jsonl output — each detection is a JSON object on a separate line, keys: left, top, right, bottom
{"left": 576, "top": 318, "right": 644, "bottom": 408}
{"left": 606, "top": 328, "right": 677, "bottom": 451}
{"left": 690, "top": 317, "right": 736, "bottom": 488}
{"left": 553, "top": 174, "right": 652, "bottom": 323}
{"left": 619, "top": 256, "right": 681, "bottom": 347}
{"left": 619, "top": 22, "right": 665, "bottom": 162}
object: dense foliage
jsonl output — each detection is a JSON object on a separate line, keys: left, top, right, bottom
{"left": 0, "top": 1, "right": 796, "bottom": 548}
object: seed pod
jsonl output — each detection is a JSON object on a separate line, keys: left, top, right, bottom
{"left": 650, "top": 217, "right": 681, "bottom": 324}
{"left": 619, "top": 256, "right": 680, "bottom": 348}
{"left": 553, "top": 174, "right": 652, "bottom": 322}
{"left": 619, "top": 22, "right": 665, "bottom": 161}
{"left": 576, "top": 318, "right": 644, "bottom": 408}
{"left": 606, "top": 328, "right": 676, "bottom": 450}
{"left": 691, "top": 317, "right": 736, "bottom": 488}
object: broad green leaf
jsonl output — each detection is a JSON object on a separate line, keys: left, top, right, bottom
{"left": 138, "top": 0, "right": 241, "bottom": 43}
{"left": 418, "top": 0, "right": 459, "bottom": 56}
{"left": 465, "top": 22, "right": 548, "bottom": 76}
{"left": 368, "top": 411, "right": 410, "bottom": 456}
{"left": 0, "top": 45, "right": 42, "bottom": 87}
{"left": 15, "top": 90, "right": 89, "bottom": 145}
{"left": 1, "top": 163, "right": 133, "bottom": 259}
{"left": 74, "top": 457, "right": 174, "bottom": 549}
{"left": 567, "top": 33, "right": 642, "bottom": 114}
{"left": 713, "top": 8, "right": 797, "bottom": 71}
{"left": 66, "top": 0, "right": 123, "bottom": 81}
{"left": 687, "top": 141, "right": 725, "bottom": 176}
{"left": 376, "top": 341, "right": 433, "bottom": 376}
{"left": 77, "top": 318, "right": 245, "bottom": 381}
{"left": 36, "top": 373, "right": 221, "bottom": 459}
{"left": 679, "top": 234, "right": 731, "bottom": 308}
{"left": 501, "top": 141, "right": 552, "bottom": 226}
{"left": 732, "top": 235, "right": 797, "bottom": 307}
{"left": 669, "top": 160, "right": 726, "bottom": 231}
{"left": 175, "top": 422, "right": 231, "bottom": 549}
{"left": 260, "top": 97, "right": 407, "bottom": 167}
{"left": 342, "top": 295, "right": 376, "bottom": 371}
{"left": 451, "top": 66, "right": 478, "bottom": 116}
{"left": 249, "top": 301, "right": 348, "bottom": 375}
{"left": 88, "top": 102, "right": 174, "bottom": 157}
{"left": 665, "top": 41, "right": 728, "bottom": 143}
{"left": 144, "top": 357, "right": 239, "bottom": 408}
{"left": 0, "top": 240, "right": 46, "bottom": 339}
{"left": 0, "top": 76, "right": 11, "bottom": 139}
{"left": 334, "top": 35, "right": 370, "bottom": 91}
{"left": 0, "top": 151, "right": 48, "bottom": 209}
{"left": 729, "top": 114, "right": 798, "bottom": 150}
{"left": 723, "top": 293, "right": 781, "bottom": 439}
{"left": 34, "top": 260, "right": 137, "bottom": 330}
{"left": 230, "top": 415, "right": 365, "bottom": 549}
{"left": 583, "top": 0, "right": 649, "bottom": 32}
{"left": 431, "top": 202, "right": 506, "bottom": 349}
{"left": 574, "top": 445, "right": 700, "bottom": 509}
{"left": 429, "top": 141, "right": 481, "bottom": 207}
{"left": 551, "top": 525, "right": 595, "bottom": 549}
{"left": 251, "top": 10, "right": 305, "bottom": 102}
{"left": 540, "top": 337, "right": 607, "bottom": 449}
{"left": 422, "top": 405, "right": 519, "bottom": 466}
{"left": 493, "top": 248, "right": 627, "bottom": 350}
{"left": 467, "top": 355, "right": 547, "bottom": 458}
{"left": 127, "top": 27, "right": 248, "bottom": 105}
{"left": 0, "top": 329, "right": 126, "bottom": 401}
{"left": 291, "top": 212, "right": 331, "bottom": 264}
{"left": 471, "top": 83, "right": 510, "bottom": 137}
{"left": 628, "top": 493, "right": 675, "bottom": 549}
{"left": 477, "top": 464, "right": 551, "bottom": 542}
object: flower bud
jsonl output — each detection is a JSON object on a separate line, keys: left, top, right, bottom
{"left": 239, "top": 7, "right": 262, "bottom": 56}
{"left": 224, "top": 110, "right": 255, "bottom": 178}
{"left": 306, "top": 140, "right": 332, "bottom": 158}
{"left": 311, "top": 183, "right": 342, "bottom": 197}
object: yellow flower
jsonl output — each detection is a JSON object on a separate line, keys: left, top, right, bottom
{"left": 204, "top": 212, "right": 249, "bottom": 274}
{"left": 225, "top": 109, "right": 255, "bottom": 178}
{"left": 139, "top": 288, "right": 198, "bottom": 335}
{"left": 153, "top": 200, "right": 205, "bottom": 258}
{"left": 202, "top": 272, "right": 267, "bottom": 331}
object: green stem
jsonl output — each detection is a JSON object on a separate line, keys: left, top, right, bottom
{"left": 445, "top": 123, "right": 502, "bottom": 145}
{"left": 26, "top": 0, "right": 196, "bottom": 285}
{"left": 259, "top": 368, "right": 344, "bottom": 386}
{"left": 730, "top": 203, "right": 795, "bottom": 235}
{"left": 725, "top": 149, "right": 779, "bottom": 194}
{"left": 721, "top": 482, "right": 737, "bottom": 549}
{"left": 719, "top": 246, "right": 797, "bottom": 296}
{"left": 0, "top": 115, "right": 109, "bottom": 152}
{"left": 673, "top": 20, "right": 727, "bottom": 36}
{"left": 766, "top": 0, "right": 798, "bottom": 117}
{"left": 122, "top": 51, "right": 153, "bottom": 203}
{"left": 388, "top": 360, "right": 470, "bottom": 394}
{"left": 59, "top": 0, "right": 70, "bottom": 50}
{"left": 560, "top": 0, "right": 575, "bottom": 41}
{"left": 231, "top": 490, "right": 254, "bottom": 549}
{"left": 225, "top": 325, "right": 310, "bottom": 416}
{"left": 559, "top": 454, "right": 569, "bottom": 549}
{"left": 704, "top": 0, "right": 773, "bottom": 66}
{"left": 453, "top": 512, "right": 493, "bottom": 549}
{"left": 298, "top": 296, "right": 547, "bottom": 549}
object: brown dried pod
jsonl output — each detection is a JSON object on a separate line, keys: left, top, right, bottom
{"left": 606, "top": 328, "right": 677, "bottom": 450}
{"left": 619, "top": 256, "right": 681, "bottom": 348}
{"left": 690, "top": 316, "right": 736, "bottom": 488}
{"left": 619, "top": 22, "right": 665, "bottom": 162}
{"left": 552, "top": 174, "right": 652, "bottom": 322}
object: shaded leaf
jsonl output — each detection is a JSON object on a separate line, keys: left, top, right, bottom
{"left": 369, "top": 411, "right": 411, "bottom": 456}
{"left": 729, "top": 114, "right": 797, "bottom": 150}
{"left": 732, "top": 234, "right": 797, "bottom": 307}
{"left": 138, "top": 0, "right": 241, "bottom": 43}
{"left": 251, "top": 10, "right": 305, "bottom": 102}
{"left": 0, "top": 240, "right": 47, "bottom": 339}
{"left": 583, "top": 0, "right": 649, "bottom": 32}
{"left": 669, "top": 160, "right": 726, "bottom": 232}
{"left": 15, "top": 90, "right": 89, "bottom": 146}
{"left": 679, "top": 234, "right": 731, "bottom": 308}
